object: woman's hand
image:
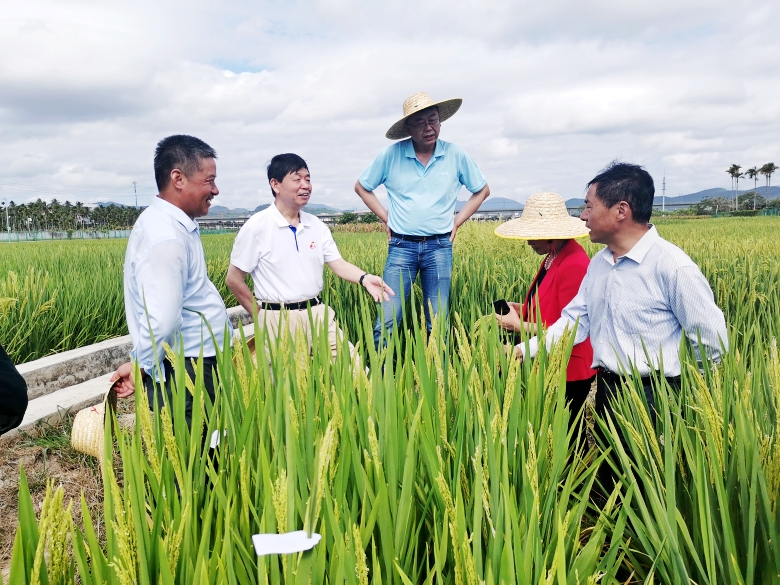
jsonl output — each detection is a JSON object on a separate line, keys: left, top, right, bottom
{"left": 495, "top": 303, "right": 522, "bottom": 332}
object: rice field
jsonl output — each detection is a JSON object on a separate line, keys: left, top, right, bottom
{"left": 3, "top": 217, "right": 780, "bottom": 583}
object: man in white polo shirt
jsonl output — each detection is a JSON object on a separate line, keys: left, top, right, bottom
{"left": 226, "top": 153, "right": 393, "bottom": 357}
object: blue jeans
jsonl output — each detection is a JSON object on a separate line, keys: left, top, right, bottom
{"left": 374, "top": 235, "right": 453, "bottom": 346}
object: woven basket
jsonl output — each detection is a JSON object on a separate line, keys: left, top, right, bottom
{"left": 71, "top": 385, "right": 117, "bottom": 461}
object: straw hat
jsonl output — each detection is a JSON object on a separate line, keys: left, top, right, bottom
{"left": 71, "top": 385, "right": 117, "bottom": 462}
{"left": 494, "top": 192, "right": 590, "bottom": 240}
{"left": 385, "top": 92, "right": 462, "bottom": 140}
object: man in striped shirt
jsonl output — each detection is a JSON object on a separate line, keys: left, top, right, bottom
{"left": 516, "top": 162, "right": 728, "bottom": 419}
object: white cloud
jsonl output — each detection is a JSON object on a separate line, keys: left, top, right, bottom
{"left": 0, "top": 0, "right": 778, "bottom": 210}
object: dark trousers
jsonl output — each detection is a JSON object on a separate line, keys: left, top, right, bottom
{"left": 0, "top": 344, "right": 28, "bottom": 436}
{"left": 143, "top": 356, "right": 218, "bottom": 427}
{"left": 594, "top": 370, "right": 681, "bottom": 494}
{"left": 565, "top": 376, "right": 596, "bottom": 451}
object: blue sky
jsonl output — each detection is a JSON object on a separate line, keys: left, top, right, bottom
{"left": 1, "top": 0, "right": 778, "bottom": 210}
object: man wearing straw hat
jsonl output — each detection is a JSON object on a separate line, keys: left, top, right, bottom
{"left": 355, "top": 92, "right": 490, "bottom": 345}
{"left": 513, "top": 162, "right": 728, "bottom": 424}
{"left": 110, "top": 135, "right": 233, "bottom": 426}
{"left": 492, "top": 192, "right": 596, "bottom": 431}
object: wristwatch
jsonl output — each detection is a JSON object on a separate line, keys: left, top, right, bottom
{"left": 359, "top": 273, "right": 368, "bottom": 287}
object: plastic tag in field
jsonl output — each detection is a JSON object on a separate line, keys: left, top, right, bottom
{"left": 252, "top": 531, "right": 322, "bottom": 556}
{"left": 210, "top": 429, "right": 227, "bottom": 448}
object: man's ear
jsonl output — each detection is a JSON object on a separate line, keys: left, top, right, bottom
{"left": 615, "top": 201, "right": 632, "bottom": 222}
{"left": 170, "top": 169, "right": 186, "bottom": 190}
{"left": 269, "top": 178, "right": 280, "bottom": 195}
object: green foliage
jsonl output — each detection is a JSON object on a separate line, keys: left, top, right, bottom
{"left": 360, "top": 212, "right": 380, "bottom": 224}
{"left": 338, "top": 211, "right": 360, "bottom": 224}
{"left": 6, "top": 217, "right": 780, "bottom": 582}
{"left": 4, "top": 199, "right": 143, "bottom": 232}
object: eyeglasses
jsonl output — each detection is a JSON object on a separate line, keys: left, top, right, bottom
{"left": 405, "top": 118, "right": 441, "bottom": 130}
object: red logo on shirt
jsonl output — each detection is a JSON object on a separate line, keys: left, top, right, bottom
{"left": 309, "top": 241, "right": 316, "bottom": 249}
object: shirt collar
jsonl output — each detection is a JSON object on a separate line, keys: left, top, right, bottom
{"left": 620, "top": 224, "right": 659, "bottom": 264}
{"left": 402, "top": 138, "right": 445, "bottom": 161}
{"left": 152, "top": 197, "right": 198, "bottom": 233}
{"left": 270, "top": 201, "right": 311, "bottom": 231}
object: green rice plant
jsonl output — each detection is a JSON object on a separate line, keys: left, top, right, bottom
{"left": 594, "top": 340, "right": 780, "bottom": 584}
{"left": 7, "top": 304, "right": 628, "bottom": 583}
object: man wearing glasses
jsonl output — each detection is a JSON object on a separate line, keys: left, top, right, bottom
{"left": 355, "top": 92, "right": 490, "bottom": 345}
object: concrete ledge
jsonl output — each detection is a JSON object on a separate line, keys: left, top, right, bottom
{"left": 19, "top": 337, "right": 132, "bottom": 400}
{"left": 18, "top": 305, "right": 251, "bottom": 400}
{"left": 16, "top": 373, "right": 115, "bottom": 434}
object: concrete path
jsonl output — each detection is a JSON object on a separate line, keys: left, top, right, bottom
{"left": 11, "top": 316, "right": 257, "bottom": 437}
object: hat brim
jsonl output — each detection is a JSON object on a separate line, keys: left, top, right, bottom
{"left": 493, "top": 216, "right": 590, "bottom": 240}
{"left": 385, "top": 98, "right": 462, "bottom": 140}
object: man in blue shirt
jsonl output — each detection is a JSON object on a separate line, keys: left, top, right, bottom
{"left": 110, "top": 135, "right": 232, "bottom": 426}
{"left": 355, "top": 92, "right": 490, "bottom": 345}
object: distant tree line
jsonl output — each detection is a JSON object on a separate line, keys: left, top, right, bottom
{"left": 725, "top": 162, "right": 777, "bottom": 210}
{"left": 0, "top": 199, "right": 144, "bottom": 232}
{"left": 337, "top": 211, "right": 380, "bottom": 225}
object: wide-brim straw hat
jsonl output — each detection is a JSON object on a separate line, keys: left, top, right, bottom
{"left": 386, "top": 92, "right": 462, "bottom": 140}
{"left": 71, "top": 384, "right": 117, "bottom": 463}
{"left": 494, "top": 191, "right": 590, "bottom": 240}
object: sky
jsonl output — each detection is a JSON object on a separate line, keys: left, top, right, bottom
{"left": 1, "top": 0, "right": 779, "bottom": 211}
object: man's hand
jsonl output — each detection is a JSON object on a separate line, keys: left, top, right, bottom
{"left": 362, "top": 275, "right": 395, "bottom": 302}
{"left": 504, "top": 343, "right": 524, "bottom": 362}
{"left": 384, "top": 222, "right": 391, "bottom": 242}
{"left": 110, "top": 361, "right": 138, "bottom": 398}
{"left": 449, "top": 220, "right": 461, "bottom": 242}
{"left": 495, "top": 303, "right": 523, "bottom": 332}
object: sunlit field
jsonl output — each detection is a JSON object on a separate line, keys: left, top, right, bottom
{"left": 3, "top": 217, "right": 780, "bottom": 583}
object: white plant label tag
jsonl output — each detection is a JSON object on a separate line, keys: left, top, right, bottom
{"left": 210, "top": 429, "right": 227, "bottom": 448}
{"left": 252, "top": 531, "right": 322, "bottom": 556}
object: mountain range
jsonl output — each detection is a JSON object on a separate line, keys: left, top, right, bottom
{"left": 565, "top": 186, "right": 780, "bottom": 209}
{"left": 194, "top": 186, "right": 780, "bottom": 217}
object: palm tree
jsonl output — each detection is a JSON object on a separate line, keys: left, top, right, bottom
{"left": 760, "top": 163, "right": 778, "bottom": 204}
{"left": 746, "top": 167, "right": 760, "bottom": 210}
{"left": 726, "top": 164, "right": 743, "bottom": 210}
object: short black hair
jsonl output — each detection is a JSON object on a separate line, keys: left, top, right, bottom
{"left": 154, "top": 135, "right": 217, "bottom": 191}
{"left": 267, "top": 153, "right": 308, "bottom": 197}
{"left": 587, "top": 161, "right": 654, "bottom": 223}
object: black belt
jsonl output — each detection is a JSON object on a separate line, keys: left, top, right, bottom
{"left": 260, "top": 297, "right": 321, "bottom": 311}
{"left": 390, "top": 229, "right": 450, "bottom": 242}
{"left": 598, "top": 368, "right": 680, "bottom": 386}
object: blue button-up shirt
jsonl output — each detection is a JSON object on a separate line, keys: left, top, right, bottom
{"left": 124, "top": 198, "right": 232, "bottom": 380}
{"left": 359, "top": 139, "right": 486, "bottom": 236}
{"left": 522, "top": 226, "right": 728, "bottom": 376}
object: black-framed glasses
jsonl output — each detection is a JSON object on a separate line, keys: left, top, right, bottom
{"left": 405, "top": 118, "right": 441, "bottom": 130}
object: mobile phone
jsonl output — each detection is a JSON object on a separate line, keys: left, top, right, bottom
{"left": 493, "top": 299, "right": 510, "bottom": 316}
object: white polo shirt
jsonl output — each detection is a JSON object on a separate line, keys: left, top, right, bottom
{"left": 230, "top": 203, "right": 342, "bottom": 303}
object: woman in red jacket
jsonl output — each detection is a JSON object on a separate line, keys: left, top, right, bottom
{"left": 494, "top": 192, "right": 596, "bottom": 424}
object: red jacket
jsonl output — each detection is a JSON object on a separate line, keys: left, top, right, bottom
{"left": 522, "top": 240, "right": 596, "bottom": 382}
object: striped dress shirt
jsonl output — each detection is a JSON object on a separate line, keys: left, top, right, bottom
{"left": 124, "top": 198, "right": 232, "bottom": 380}
{"left": 520, "top": 225, "right": 728, "bottom": 377}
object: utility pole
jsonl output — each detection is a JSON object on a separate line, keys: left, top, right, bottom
{"left": 133, "top": 181, "right": 138, "bottom": 209}
{"left": 662, "top": 173, "right": 666, "bottom": 212}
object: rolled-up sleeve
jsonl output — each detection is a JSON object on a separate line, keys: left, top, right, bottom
{"left": 130, "top": 239, "right": 187, "bottom": 375}
{"left": 669, "top": 265, "right": 728, "bottom": 362}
